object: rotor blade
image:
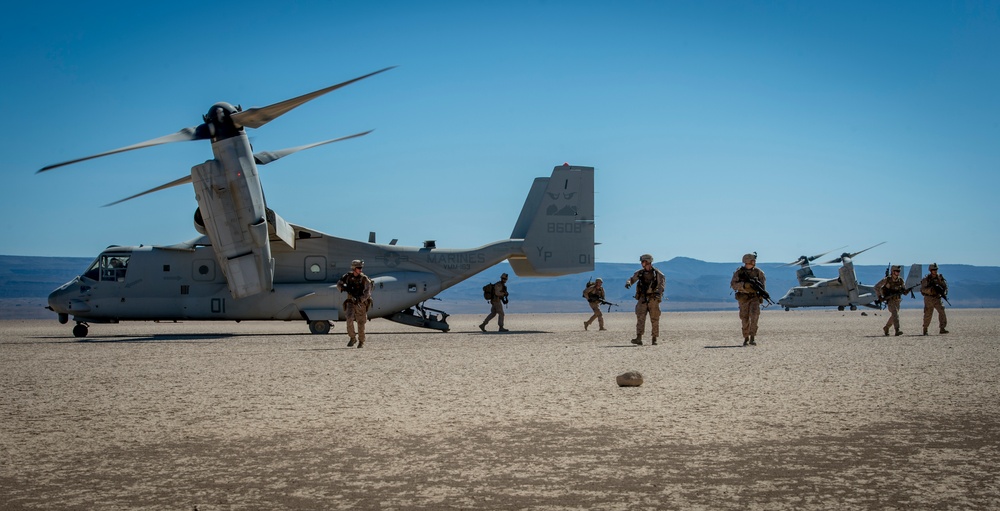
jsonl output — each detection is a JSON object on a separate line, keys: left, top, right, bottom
{"left": 38, "top": 126, "right": 205, "bottom": 173}
{"left": 780, "top": 258, "right": 809, "bottom": 267}
{"left": 231, "top": 67, "right": 396, "bottom": 129}
{"left": 820, "top": 242, "right": 886, "bottom": 265}
{"left": 780, "top": 246, "right": 848, "bottom": 267}
{"left": 847, "top": 241, "right": 886, "bottom": 259}
{"left": 808, "top": 245, "right": 847, "bottom": 262}
{"left": 102, "top": 175, "right": 193, "bottom": 207}
{"left": 253, "top": 130, "right": 373, "bottom": 165}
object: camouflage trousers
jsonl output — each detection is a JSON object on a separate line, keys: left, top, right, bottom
{"left": 737, "top": 295, "right": 762, "bottom": 338}
{"left": 635, "top": 297, "right": 661, "bottom": 338}
{"left": 883, "top": 297, "right": 901, "bottom": 333}
{"left": 922, "top": 296, "right": 947, "bottom": 330}
{"left": 344, "top": 299, "right": 370, "bottom": 341}
{"left": 482, "top": 298, "right": 505, "bottom": 328}
{"left": 585, "top": 301, "right": 604, "bottom": 329}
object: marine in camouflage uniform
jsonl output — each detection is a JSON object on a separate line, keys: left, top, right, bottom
{"left": 730, "top": 253, "right": 766, "bottom": 346}
{"left": 583, "top": 278, "right": 606, "bottom": 331}
{"left": 920, "top": 263, "right": 949, "bottom": 335}
{"left": 479, "top": 273, "right": 509, "bottom": 332}
{"left": 875, "top": 265, "right": 906, "bottom": 336}
{"left": 337, "top": 259, "right": 374, "bottom": 348}
{"left": 626, "top": 254, "right": 665, "bottom": 345}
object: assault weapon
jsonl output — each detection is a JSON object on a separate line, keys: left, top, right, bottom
{"left": 875, "top": 288, "right": 905, "bottom": 309}
{"left": 598, "top": 299, "right": 619, "bottom": 312}
{"left": 738, "top": 268, "right": 773, "bottom": 306}
{"left": 929, "top": 281, "right": 951, "bottom": 306}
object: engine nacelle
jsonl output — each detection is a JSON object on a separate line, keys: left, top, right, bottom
{"left": 193, "top": 208, "right": 207, "bottom": 235}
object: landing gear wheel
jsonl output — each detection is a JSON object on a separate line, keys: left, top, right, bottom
{"left": 72, "top": 324, "right": 89, "bottom": 338}
{"left": 837, "top": 306, "right": 845, "bottom": 311}
{"left": 309, "top": 320, "right": 332, "bottom": 335}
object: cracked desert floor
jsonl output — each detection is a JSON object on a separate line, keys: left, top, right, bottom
{"left": 2, "top": 308, "right": 998, "bottom": 510}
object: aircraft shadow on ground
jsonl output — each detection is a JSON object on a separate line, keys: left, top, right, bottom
{"left": 75, "top": 334, "right": 233, "bottom": 343}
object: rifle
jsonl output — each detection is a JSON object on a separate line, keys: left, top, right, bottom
{"left": 876, "top": 288, "right": 905, "bottom": 309}
{"left": 598, "top": 299, "right": 619, "bottom": 312}
{"left": 930, "top": 281, "right": 951, "bottom": 306}
{"left": 738, "top": 268, "right": 773, "bottom": 306}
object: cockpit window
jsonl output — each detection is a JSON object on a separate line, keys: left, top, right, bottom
{"left": 83, "top": 253, "right": 131, "bottom": 282}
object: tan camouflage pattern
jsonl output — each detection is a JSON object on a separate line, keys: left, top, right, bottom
{"left": 731, "top": 266, "right": 766, "bottom": 338}
{"left": 921, "top": 272, "right": 948, "bottom": 331}
{"left": 627, "top": 264, "right": 665, "bottom": 338}
{"left": 875, "top": 274, "right": 906, "bottom": 334}
{"left": 482, "top": 280, "right": 509, "bottom": 329}
{"left": 583, "top": 282, "right": 605, "bottom": 330}
{"left": 338, "top": 271, "right": 373, "bottom": 342}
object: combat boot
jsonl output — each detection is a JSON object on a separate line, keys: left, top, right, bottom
{"left": 749, "top": 335, "right": 757, "bottom": 346}
{"left": 347, "top": 338, "right": 356, "bottom": 347}
{"left": 883, "top": 326, "right": 890, "bottom": 336}
{"left": 651, "top": 337, "right": 658, "bottom": 345}
{"left": 940, "top": 328, "right": 949, "bottom": 334}
{"left": 923, "top": 328, "right": 928, "bottom": 336}
{"left": 584, "top": 321, "right": 589, "bottom": 331}
{"left": 743, "top": 337, "right": 749, "bottom": 346}
{"left": 630, "top": 336, "right": 643, "bottom": 346}
{"left": 479, "top": 323, "right": 486, "bottom": 332}
{"left": 357, "top": 339, "right": 364, "bottom": 348}
{"left": 498, "top": 328, "right": 509, "bottom": 332}
{"left": 895, "top": 330, "right": 903, "bottom": 336}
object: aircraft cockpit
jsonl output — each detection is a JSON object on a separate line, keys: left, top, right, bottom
{"left": 82, "top": 253, "right": 131, "bottom": 282}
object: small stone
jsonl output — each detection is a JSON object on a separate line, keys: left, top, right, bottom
{"left": 616, "top": 371, "right": 643, "bottom": 387}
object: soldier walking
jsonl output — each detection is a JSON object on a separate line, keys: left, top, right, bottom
{"left": 583, "top": 278, "right": 606, "bottom": 331}
{"left": 626, "top": 254, "right": 665, "bottom": 345}
{"left": 920, "top": 263, "right": 949, "bottom": 335}
{"left": 479, "top": 272, "right": 510, "bottom": 332}
{"left": 875, "top": 265, "right": 906, "bottom": 336}
{"left": 730, "top": 253, "right": 767, "bottom": 346}
{"left": 337, "top": 259, "right": 373, "bottom": 348}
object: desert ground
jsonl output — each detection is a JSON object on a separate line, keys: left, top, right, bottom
{"left": 2, "top": 308, "right": 999, "bottom": 510}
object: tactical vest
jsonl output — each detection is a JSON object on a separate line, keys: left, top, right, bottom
{"left": 636, "top": 269, "right": 660, "bottom": 298}
{"left": 884, "top": 276, "right": 905, "bottom": 293}
{"left": 342, "top": 273, "right": 367, "bottom": 299}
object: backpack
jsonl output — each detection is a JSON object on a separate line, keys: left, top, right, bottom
{"left": 483, "top": 283, "right": 494, "bottom": 301}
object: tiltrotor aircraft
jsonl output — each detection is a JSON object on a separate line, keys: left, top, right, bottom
{"left": 776, "top": 243, "right": 921, "bottom": 311}
{"left": 39, "top": 68, "right": 596, "bottom": 337}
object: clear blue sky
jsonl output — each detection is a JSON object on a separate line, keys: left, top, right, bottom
{"left": 3, "top": 1, "right": 998, "bottom": 267}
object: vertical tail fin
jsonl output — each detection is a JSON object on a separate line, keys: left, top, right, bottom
{"left": 904, "top": 264, "right": 922, "bottom": 292}
{"left": 508, "top": 165, "right": 595, "bottom": 276}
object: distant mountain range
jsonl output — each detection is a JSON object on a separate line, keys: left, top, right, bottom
{"left": 3, "top": 255, "right": 998, "bottom": 320}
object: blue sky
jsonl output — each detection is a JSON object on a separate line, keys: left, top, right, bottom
{"left": 3, "top": 1, "right": 998, "bottom": 267}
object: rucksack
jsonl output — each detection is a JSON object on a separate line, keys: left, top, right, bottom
{"left": 483, "top": 283, "right": 494, "bottom": 301}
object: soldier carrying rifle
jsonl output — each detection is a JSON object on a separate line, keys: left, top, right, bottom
{"left": 730, "top": 252, "right": 769, "bottom": 346}
{"left": 875, "top": 264, "right": 907, "bottom": 336}
{"left": 582, "top": 277, "right": 608, "bottom": 331}
{"left": 920, "top": 263, "right": 949, "bottom": 335}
